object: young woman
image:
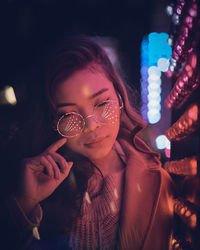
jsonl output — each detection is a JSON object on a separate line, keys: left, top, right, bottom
{"left": 0, "top": 36, "right": 174, "bottom": 250}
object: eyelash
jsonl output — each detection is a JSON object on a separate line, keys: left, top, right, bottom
{"left": 57, "top": 98, "right": 110, "bottom": 117}
{"left": 94, "top": 98, "right": 110, "bottom": 107}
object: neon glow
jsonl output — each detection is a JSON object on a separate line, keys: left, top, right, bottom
{"left": 155, "top": 135, "right": 170, "bottom": 150}
{"left": 157, "top": 58, "right": 170, "bottom": 72}
{"left": 147, "top": 102, "right": 161, "bottom": 111}
{"left": 140, "top": 32, "right": 172, "bottom": 124}
{"left": 147, "top": 111, "right": 161, "bottom": 124}
{"left": 164, "top": 148, "right": 171, "bottom": 158}
{"left": 148, "top": 82, "right": 160, "bottom": 90}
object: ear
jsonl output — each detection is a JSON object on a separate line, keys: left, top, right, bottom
{"left": 117, "top": 92, "right": 124, "bottom": 110}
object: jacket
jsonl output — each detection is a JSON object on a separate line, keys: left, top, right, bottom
{"left": 116, "top": 127, "right": 174, "bottom": 250}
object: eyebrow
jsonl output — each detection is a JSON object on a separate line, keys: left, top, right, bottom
{"left": 56, "top": 88, "right": 109, "bottom": 108}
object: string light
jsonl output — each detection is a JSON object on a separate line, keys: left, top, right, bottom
{"left": 172, "top": 238, "right": 193, "bottom": 250}
{"left": 165, "top": 53, "right": 200, "bottom": 109}
{"left": 165, "top": 103, "right": 200, "bottom": 141}
{"left": 174, "top": 198, "right": 197, "bottom": 229}
{"left": 164, "top": 156, "right": 198, "bottom": 176}
{"left": 167, "top": 2, "right": 198, "bottom": 75}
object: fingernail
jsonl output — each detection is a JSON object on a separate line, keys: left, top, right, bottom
{"left": 68, "top": 161, "right": 74, "bottom": 168}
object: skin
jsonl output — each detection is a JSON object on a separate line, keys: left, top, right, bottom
{"left": 54, "top": 67, "right": 121, "bottom": 170}
{"left": 17, "top": 138, "right": 73, "bottom": 214}
{"left": 17, "top": 66, "right": 123, "bottom": 215}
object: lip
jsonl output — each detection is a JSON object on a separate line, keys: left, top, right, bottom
{"left": 84, "top": 136, "right": 107, "bottom": 147}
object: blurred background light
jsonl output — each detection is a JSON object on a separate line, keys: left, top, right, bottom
{"left": 147, "top": 110, "right": 161, "bottom": 124}
{"left": 148, "top": 85, "right": 161, "bottom": 93}
{"left": 164, "top": 148, "right": 171, "bottom": 158}
{"left": 148, "top": 66, "right": 161, "bottom": 75}
{"left": 148, "top": 91, "right": 160, "bottom": 99}
{"left": 5, "top": 86, "right": 17, "bottom": 105}
{"left": 155, "top": 135, "right": 170, "bottom": 150}
{"left": 148, "top": 74, "right": 160, "bottom": 81}
{"left": 140, "top": 32, "right": 172, "bottom": 125}
{"left": 166, "top": 5, "right": 174, "bottom": 16}
{"left": 0, "top": 85, "right": 17, "bottom": 105}
{"left": 147, "top": 93, "right": 161, "bottom": 102}
{"left": 148, "top": 81, "right": 161, "bottom": 89}
{"left": 147, "top": 102, "right": 161, "bottom": 111}
{"left": 157, "top": 58, "right": 170, "bottom": 72}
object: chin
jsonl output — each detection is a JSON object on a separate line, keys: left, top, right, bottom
{"left": 84, "top": 144, "right": 113, "bottom": 161}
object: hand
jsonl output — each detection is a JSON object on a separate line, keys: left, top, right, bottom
{"left": 16, "top": 138, "right": 73, "bottom": 215}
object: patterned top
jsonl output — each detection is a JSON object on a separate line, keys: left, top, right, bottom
{"left": 29, "top": 141, "right": 126, "bottom": 250}
{"left": 68, "top": 166, "right": 125, "bottom": 250}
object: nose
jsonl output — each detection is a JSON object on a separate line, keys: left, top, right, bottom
{"left": 83, "top": 114, "right": 100, "bottom": 133}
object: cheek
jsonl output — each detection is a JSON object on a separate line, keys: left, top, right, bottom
{"left": 65, "top": 137, "right": 82, "bottom": 153}
{"left": 110, "top": 121, "right": 120, "bottom": 142}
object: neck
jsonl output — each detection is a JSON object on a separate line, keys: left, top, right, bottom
{"left": 91, "top": 148, "right": 124, "bottom": 176}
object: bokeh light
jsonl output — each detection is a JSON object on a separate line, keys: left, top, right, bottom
{"left": 157, "top": 58, "right": 170, "bottom": 72}
{"left": 155, "top": 135, "right": 170, "bottom": 150}
{"left": 140, "top": 32, "right": 172, "bottom": 124}
{"left": 4, "top": 86, "right": 17, "bottom": 105}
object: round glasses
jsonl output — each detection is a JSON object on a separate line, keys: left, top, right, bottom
{"left": 56, "top": 99, "right": 123, "bottom": 138}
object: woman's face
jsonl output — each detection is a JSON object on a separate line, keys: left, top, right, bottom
{"left": 53, "top": 67, "right": 121, "bottom": 162}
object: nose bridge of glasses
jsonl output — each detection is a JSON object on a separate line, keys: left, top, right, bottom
{"left": 82, "top": 112, "right": 101, "bottom": 133}
{"left": 84, "top": 113, "right": 95, "bottom": 120}
{"left": 84, "top": 113, "right": 100, "bottom": 128}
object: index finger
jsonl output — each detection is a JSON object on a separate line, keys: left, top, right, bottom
{"left": 45, "top": 138, "right": 67, "bottom": 153}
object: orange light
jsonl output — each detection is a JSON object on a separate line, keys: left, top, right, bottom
{"left": 165, "top": 103, "right": 200, "bottom": 141}
{"left": 164, "top": 156, "right": 198, "bottom": 176}
{"left": 174, "top": 198, "right": 197, "bottom": 229}
{"left": 188, "top": 104, "right": 198, "bottom": 121}
{"left": 185, "top": 64, "right": 193, "bottom": 77}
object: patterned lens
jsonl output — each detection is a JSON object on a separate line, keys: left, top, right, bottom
{"left": 94, "top": 100, "right": 120, "bottom": 124}
{"left": 57, "top": 112, "right": 84, "bottom": 137}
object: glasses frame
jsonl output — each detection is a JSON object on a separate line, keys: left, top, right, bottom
{"left": 56, "top": 98, "right": 123, "bottom": 138}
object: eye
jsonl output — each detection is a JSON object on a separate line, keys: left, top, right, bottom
{"left": 56, "top": 110, "right": 77, "bottom": 117}
{"left": 95, "top": 99, "right": 110, "bottom": 108}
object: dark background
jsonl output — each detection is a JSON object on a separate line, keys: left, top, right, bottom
{"left": 0, "top": 0, "right": 171, "bottom": 154}
{"left": 1, "top": 0, "right": 170, "bottom": 93}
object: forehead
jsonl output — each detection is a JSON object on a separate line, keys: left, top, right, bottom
{"left": 54, "top": 68, "right": 116, "bottom": 102}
